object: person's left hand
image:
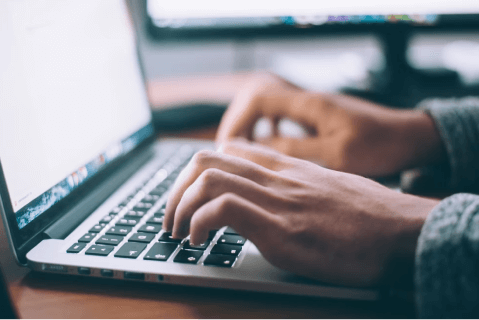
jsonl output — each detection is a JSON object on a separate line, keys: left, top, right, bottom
{"left": 163, "top": 140, "right": 439, "bottom": 287}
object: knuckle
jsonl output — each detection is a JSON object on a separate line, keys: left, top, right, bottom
{"left": 215, "top": 192, "right": 237, "bottom": 217}
{"left": 191, "top": 150, "right": 216, "bottom": 168}
{"left": 198, "top": 168, "right": 223, "bottom": 187}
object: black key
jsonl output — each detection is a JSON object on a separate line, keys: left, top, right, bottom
{"left": 149, "top": 186, "right": 167, "bottom": 196}
{"left": 223, "top": 227, "right": 239, "bottom": 235}
{"left": 218, "top": 235, "right": 246, "bottom": 246}
{"left": 183, "top": 240, "right": 210, "bottom": 250}
{"left": 96, "top": 235, "right": 124, "bottom": 246}
{"left": 124, "top": 210, "right": 146, "bottom": 219}
{"left": 85, "top": 244, "right": 114, "bottom": 256}
{"left": 142, "top": 194, "right": 160, "bottom": 204}
{"left": 110, "top": 207, "right": 123, "bottom": 215}
{"left": 106, "top": 226, "right": 132, "bottom": 236}
{"left": 120, "top": 196, "right": 134, "bottom": 206}
{"left": 138, "top": 224, "right": 162, "bottom": 234}
{"left": 67, "top": 243, "right": 86, "bottom": 253}
{"left": 114, "top": 242, "right": 147, "bottom": 259}
{"left": 78, "top": 233, "right": 96, "bottom": 243}
{"left": 154, "top": 208, "right": 165, "bottom": 217}
{"left": 204, "top": 254, "right": 235, "bottom": 267}
{"left": 147, "top": 216, "right": 164, "bottom": 225}
{"left": 207, "top": 230, "right": 219, "bottom": 240}
{"left": 132, "top": 202, "right": 153, "bottom": 212}
{"left": 211, "top": 244, "right": 242, "bottom": 256}
{"left": 173, "top": 249, "right": 203, "bottom": 264}
{"left": 129, "top": 232, "right": 155, "bottom": 243}
{"left": 100, "top": 215, "right": 114, "bottom": 224}
{"left": 158, "top": 232, "right": 182, "bottom": 243}
{"left": 144, "top": 242, "right": 178, "bottom": 261}
{"left": 89, "top": 224, "right": 104, "bottom": 233}
{"left": 116, "top": 218, "right": 139, "bottom": 227}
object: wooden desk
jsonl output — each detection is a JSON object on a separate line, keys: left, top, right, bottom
{"left": 1, "top": 75, "right": 416, "bottom": 318}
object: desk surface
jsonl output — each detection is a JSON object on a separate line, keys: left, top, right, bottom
{"left": 1, "top": 75, "right": 416, "bottom": 318}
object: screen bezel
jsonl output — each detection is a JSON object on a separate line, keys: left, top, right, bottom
{"left": 0, "top": 0, "right": 157, "bottom": 265}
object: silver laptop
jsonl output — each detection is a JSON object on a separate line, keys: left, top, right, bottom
{"left": 0, "top": 0, "right": 378, "bottom": 300}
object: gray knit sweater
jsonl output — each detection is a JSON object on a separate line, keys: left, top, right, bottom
{"left": 410, "top": 97, "right": 479, "bottom": 318}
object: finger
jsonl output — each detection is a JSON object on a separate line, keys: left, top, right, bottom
{"left": 271, "top": 116, "right": 280, "bottom": 137}
{"left": 261, "top": 137, "right": 324, "bottom": 160}
{"left": 163, "top": 149, "right": 275, "bottom": 232}
{"left": 171, "top": 168, "right": 284, "bottom": 238}
{"left": 219, "top": 139, "right": 290, "bottom": 171}
{"left": 216, "top": 90, "right": 321, "bottom": 146}
{"left": 189, "top": 192, "right": 284, "bottom": 248}
{"left": 216, "top": 90, "right": 262, "bottom": 145}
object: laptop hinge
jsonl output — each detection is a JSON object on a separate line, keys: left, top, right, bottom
{"left": 43, "top": 146, "right": 154, "bottom": 240}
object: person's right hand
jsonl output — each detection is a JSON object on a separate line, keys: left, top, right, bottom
{"left": 216, "top": 73, "right": 446, "bottom": 177}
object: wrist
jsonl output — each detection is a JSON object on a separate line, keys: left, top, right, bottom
{"left": 384, "top": 194, "right": 439, "bottom": 288}
{"left": 395, "top": 110, "right": 447, "bottom": 170}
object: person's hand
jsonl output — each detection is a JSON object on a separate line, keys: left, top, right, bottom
{"left": 164, "top": 140, "right": 439, "bottom": 287}
{"left": 216, "top": 73, "right": 446, "bottom": 177}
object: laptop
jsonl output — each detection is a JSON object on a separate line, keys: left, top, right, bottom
{"left": 0, "top": 0, "right": 379, "bottom": 301}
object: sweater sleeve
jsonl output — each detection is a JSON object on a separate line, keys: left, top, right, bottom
{"left": 400, "top": 97, "right": 479, "bottom": 193}
{"left": 415, "top": 193, "right": 479, "bottom": 318}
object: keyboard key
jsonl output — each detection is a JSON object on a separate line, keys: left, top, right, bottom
{"left": 133, "top": 202, "right": 153, "bottom": 212}
{"left": 218, "top": 235, "right": 246, "bottom": 246}
{"left": 120, "top": 196, "right": 134, "bottom": 206}
{"left": 110, "top": 207, "right": 123, "bottom": 215}
{"left": 129, "top": 232, "right": 155, "bottom": 243}
{"left": 147, "top": 216, "right": 164, "bottom": 224}
{"left": 106, "top": 226, "right": 132, "bottom": 236}
{"left": 96, "top": 235, "right": 124, "bottom": 246}
{"left": 100, "top": 215, "right": 114, "bottom": 224}
{"left": 89, "top": 224, "right": 104, "bottom": 233}
{"left": 223, "top": 227, "right": 239, "bottom": 235}
{"left": 211, "top": 244, "right": 242, "bottom": 256}
{"left": 144, "top": 242, "right": 178, "bottom": 261}
{"left": 114, "top": 242, "right": 147, "bottom": 259}
{"left": 149, "top": 186, "right": 167, "bottom": 196}
{"left": 207, "top": 230, "right": 219, "bottom": 240}
{"left": 67, "top": 243, "right": 86, "bottom": 253}
{"left": 116, "top": 218, "right": 139, "bottom": 227}
{"left": 158, "top": 232, "right": 183, "bottom": 243}
{"left": 173, "top": 249, "right": 203, "bottom": 264}
{"left": 78, "top": 233, "right": 96, "bottom": 243}
{"left": 124, "top": 210, "right": 146, "bottom": 219}
{"left": 154, "top": 208, "right": 165, "bottom": 217}
{"left": 85, "top": 245, "right": 114, "bottom": 256}
{"left": 138, "top": 224, "right": 162, "bottom": 234}
{"left": 183, "top": 240, "right": 210, "bottom": 250}
{"left": 204, "top": 254, "right": 235, "bottom": 267}
{"left": 142, "top": 194, "right": 160, "bottom": 204}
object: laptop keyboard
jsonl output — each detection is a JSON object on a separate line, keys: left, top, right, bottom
{"left": 66, "top": 146, "right": 246, "bottom": 268}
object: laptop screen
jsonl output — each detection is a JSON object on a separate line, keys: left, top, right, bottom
{"left": 0, "top": 0, "right": 153, "bottom": 230}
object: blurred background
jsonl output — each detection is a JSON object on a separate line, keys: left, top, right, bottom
{"left": 126, "top": 0, "right": 479, "bottom": 130}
